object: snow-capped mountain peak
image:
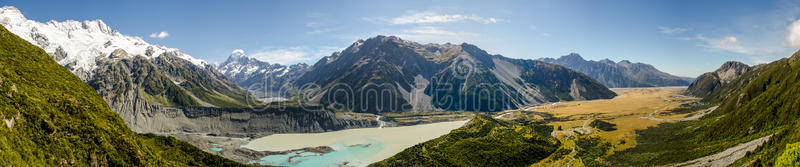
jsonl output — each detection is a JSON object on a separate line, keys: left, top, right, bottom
{"left": 0, "top": 6, "right": 25, "bottom": 24}
{"left": 0, "top": 5, "right": 207, "bottom": 80}
{"left": 219, "top": 49, "right": 268, "bottom": 76}
{"left": 217, "top": 49, "right": 310, "bottom": 97}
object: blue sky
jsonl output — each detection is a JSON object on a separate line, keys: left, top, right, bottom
{"left": 4, "top": 0, "right": 800, "bottom": 77}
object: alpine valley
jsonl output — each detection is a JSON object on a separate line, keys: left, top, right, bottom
{"left": 0, "top": 5, "right": 618, "bottom": 166}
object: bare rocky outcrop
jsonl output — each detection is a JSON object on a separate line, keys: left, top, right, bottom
{"left": 685, "top": 61, "right": 753, "bottom": 99}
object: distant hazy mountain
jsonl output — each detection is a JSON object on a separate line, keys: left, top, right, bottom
{"left": 217, "top": 49, "right": 310, "bottom": 99}
{"left": 294, "top": 36, "right": 616, "bottom": 113}
{"left": 685, "top": 61, "right": 753, "bottom": 99}
{"left": 539, "top": 53, "right": 693, "bottom": 88}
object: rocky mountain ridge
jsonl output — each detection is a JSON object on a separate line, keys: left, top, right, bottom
{"left": 539, "top": 53, "right": 693, "bottom": 88}
{"left": 685, "top": 61, "right": 753, "bottom": 99}
{"left": 217, "top": 49, "right": 310, "bottom": 100}
{"left": 294, "top": 36, "right": 617, "bottom": 113}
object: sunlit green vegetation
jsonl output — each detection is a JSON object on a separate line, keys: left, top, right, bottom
{"left": 371, "top": 114, "right": 559, "bottom": 166}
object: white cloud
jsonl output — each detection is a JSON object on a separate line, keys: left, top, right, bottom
{"left": 396, "top": 26, "right": 479, "bottom": 42}
{"left": 149, "top": 31, "right": 169, "bottom": 39}
{"left": 389, "top": 11, "right": 498, "bottom": 25}
{"left": 248, "top": 46, "right": 342, "bottom": 65}
{"left": 785, "top": 19, "right": 800, "bottom": 48}
{"left": 306, "top": 27, "right": 339, "bottom": 35}
{"left": 304, "top": 12, "right": 341, "bottom": 35}
{"left": 539, "top": 33, "right": 551, "bottom": 37}
{"left": 658, "top": 26, "right": 688, "bottom": 35}
{"left": 306, "top": 22, "right": 323, "bottom": 27}
{"left": 306, "top": 12, "right": 329, "bottom": 28}
{"left": 691, "top": 35, "right": 792, "bottom": 61}
{"left": 696, "top": 35, "right": 751, "bottom": 54}
{"left": 232, "top": 49, "right": 244, "bottom": 54}
{"left": 403, "top": 26, "right": 463, "bottom": 35}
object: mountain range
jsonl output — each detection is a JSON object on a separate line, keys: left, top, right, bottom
{"left": 539, "top": 53, "right": 693, "bottom": 88}
{"left": 0, "top": 6, "right": 377, "bottom": 137}
{"left": 216, "top": 49, "right": 310, "bottom": 101}
{"left": 6, "top": 4, "right": 800, "bottom": 166}
{"left": 0, "top": 24, "right": 244, "bottom": 166}
{"left": 291, "top": 36, "right": 616, "bottom": 113}
{"left": 371, "top": 49, "right": 800, "bottom": 166}
{"left": 0, "top": 6, "right": 247, "bottom": 126}
{"left": 2, "top": 6, "right": 618, "bottom": 116}
{"left": 1, "top": 6, "right": 616, "bottom": 138}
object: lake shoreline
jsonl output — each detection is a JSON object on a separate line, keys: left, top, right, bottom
{"left": 242, "top": 119, "right": 471, "bottom": 166}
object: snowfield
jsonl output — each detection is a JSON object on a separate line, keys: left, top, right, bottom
{"left": 0, "top": 6, "right": 207, "bottom": 80}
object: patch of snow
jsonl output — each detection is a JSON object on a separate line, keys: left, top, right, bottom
{"left": 276, "top": 66, "right": 291, "bottom": 77}
{"left": 0, "top": 6, "right": 208, "bottom": 79}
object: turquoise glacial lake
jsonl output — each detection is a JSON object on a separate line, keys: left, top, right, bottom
{"left": 243, "top": 120, "right": 468, "bottom": 167}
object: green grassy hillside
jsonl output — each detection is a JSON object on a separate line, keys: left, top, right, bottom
{"left": 0, "top": 25, "right": 246, "bottom": 166}
{"left": 776, "top": 142, "right": 800, "bottom": 166}
{"left": 370, "top": 115, "right": 559, "bottom": 167}
{"left": 609, "top": 50, "right": 800, "bottom": 166}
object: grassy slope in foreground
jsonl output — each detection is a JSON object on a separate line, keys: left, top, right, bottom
{"left": 371, "top": 114, "right": 559, "bottom": 167}
{"left": 609, "top": 50, "right": 800, "bottom": 166}
{"left": 0, "top": 25, "right": 246, "bottom": 166}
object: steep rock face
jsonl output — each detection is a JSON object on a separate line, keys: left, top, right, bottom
{"left": 685, "top": 61, "right": 753, "bottom": 100}
{"left": 539, "top": 53, "right": 692, "bottom": 88}
{"left": 177, "top": 107, "right": 377, "bottom": 137}
{"left": 151, "top": 51, "right": 250, "bottom": 108}
{"left": 294, "top": 36, "right": 616, "bottom": 113}
{"left": 217, "top": 50, "right": 310, "bottom": 99}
